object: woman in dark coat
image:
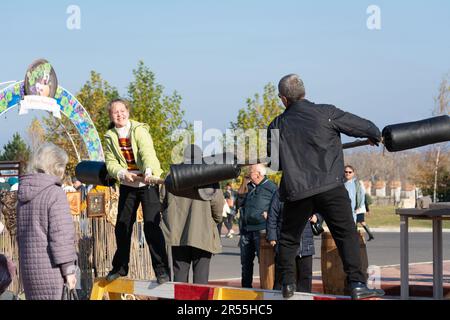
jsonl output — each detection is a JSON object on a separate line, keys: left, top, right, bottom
{"left": 17, "top": 143, "right": 77, "bottom": 300}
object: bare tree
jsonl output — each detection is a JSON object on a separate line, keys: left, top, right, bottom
{"left": 431, "top": 73, "right": 450, "bottom": 201}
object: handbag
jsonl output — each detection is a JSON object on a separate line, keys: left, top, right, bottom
{"left": 61, "top": 283, "right": 79, "bottom": 300}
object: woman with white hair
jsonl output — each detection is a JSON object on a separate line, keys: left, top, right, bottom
{"left": 17, "top": 143, "right": 77, "bottom": 300}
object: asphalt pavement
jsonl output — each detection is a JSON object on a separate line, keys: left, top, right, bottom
{"left": 208, "top": 231, "right": 450, "bottom": 281}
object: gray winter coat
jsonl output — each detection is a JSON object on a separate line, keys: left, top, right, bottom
{"left": 17, "top": 173, "right": 77, "bottom": 300}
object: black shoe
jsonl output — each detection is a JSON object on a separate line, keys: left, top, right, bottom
{"left": 282, "top": 283, "right": 296, "bottom": 298}
{"left": 346, "top": 282, "right": 384, "bottom": 300}
{"left": 106, "top": 267, "right": 127, "bottom": 282}
{"left": 363, "top": 225, "right": 375, "bottom": 241}
{"left": 156, "top": 272, "right": 170, "bottom": 284}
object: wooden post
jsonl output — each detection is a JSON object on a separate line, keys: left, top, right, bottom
{"left": 321, "top": 230, "right": 368, "bottom": 295}
{"left": 259, "top": 231, "right": 275, "bottom": 290}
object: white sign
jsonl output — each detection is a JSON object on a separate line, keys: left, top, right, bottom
{"left": 19, "top": 95, "right": 61, "bottom": 118}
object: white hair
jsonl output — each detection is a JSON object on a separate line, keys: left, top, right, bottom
{"left": 251, "top": 163, "right": 267, "bottom": 176}
{"left": 27, "top": 143, "right": 68, "bottom": 179}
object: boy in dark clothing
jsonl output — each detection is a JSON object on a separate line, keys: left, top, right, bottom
{"left": 267, "top": 190, "right": 320, "bottom": 293}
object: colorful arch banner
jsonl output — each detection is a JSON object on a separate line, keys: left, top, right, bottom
{"left": 0, "top": 81, "right": 104, "bottom": 161}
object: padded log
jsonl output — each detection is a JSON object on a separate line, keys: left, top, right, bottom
{"left": 165, "top": 174, "right": 221, "bottom": 200}
{"left": 169, "top": 163, "right": 241, "bottom": 192}
{"left": 382, "top": 115, "right": 450, "bottom": 152}
{"left": 75, "top": 161, "right": 117, "bottom": 186}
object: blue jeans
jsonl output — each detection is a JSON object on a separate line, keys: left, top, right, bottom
{"left": 239, "top": 230, "right": 261, "bottom": 288}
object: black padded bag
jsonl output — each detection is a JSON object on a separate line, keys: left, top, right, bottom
{"left": 75, "top": 161, "right": 117, "bottom": 186}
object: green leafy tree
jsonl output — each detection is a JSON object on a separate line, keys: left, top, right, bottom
{"left": 230, "top": 83, "right": 284, "bottom": 184}
{"left": 0, "top": 132, "right": 31, "bottom": 171}
{"left": 76, "top": 71, "right": 120, "bottom": 146}
{"left": 231, "top": 83, "right": 284, "bottom": 131}
{"left": 27, "top": 117, "right": 46, "bottom": 151}
{"left": 127, "top": 61, "right": 190, "bottom": 173}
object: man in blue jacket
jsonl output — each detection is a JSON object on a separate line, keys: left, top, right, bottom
{"left": 267, "top": 74, "right": 384, "bottom": 299}
{"left": 237, "top": 164, "right": 277, "bottom": 288}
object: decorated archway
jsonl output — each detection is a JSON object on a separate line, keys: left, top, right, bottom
{"left": 0, "top": 81, "right": 104, "bottom": 161}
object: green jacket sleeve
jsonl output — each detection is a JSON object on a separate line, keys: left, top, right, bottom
{"left": 104, "top": 135, "right": 125, "bottom": 180}
{"left": 135, "top": 126, "right": 163, "bottom": 178}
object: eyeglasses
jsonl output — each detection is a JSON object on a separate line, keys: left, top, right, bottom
{"left": 344, "top": 171, "right": 353, "bottom": 174}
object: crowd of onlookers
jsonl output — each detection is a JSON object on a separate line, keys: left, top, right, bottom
{"left": 0, "top": 93, "right": 379, "bottom": 300}
{"left": 0, "top": 150, "right": 375, "bottom": 300}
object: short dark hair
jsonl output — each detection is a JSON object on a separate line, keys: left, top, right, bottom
{"left": 345, "top": 165, "right": 355, "bottom": 172}
{"left": 278, "top": 74, "right": 306, "bottom": 104}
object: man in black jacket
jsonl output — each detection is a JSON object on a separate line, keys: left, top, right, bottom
{"left": 267, "top": 74, "right": 384, "bottom": 299}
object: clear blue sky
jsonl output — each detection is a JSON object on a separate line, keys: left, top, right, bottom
{"left": 0, "top": 0, "right": 449, "bottom": 148}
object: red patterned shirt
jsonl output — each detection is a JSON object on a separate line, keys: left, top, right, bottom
{"left": 118, "top": 137, "right": 139, "bottom": 171}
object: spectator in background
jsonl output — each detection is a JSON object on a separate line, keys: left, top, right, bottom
{"left": 71, "top": 177, "right": 84, "bottom": 192}
{"left": 344, "top": 165, "right": 374, "bottom": 241}
{"left": 17, "top": 143, "right": 77, "bottom": 300}
{"left": 8, "top": 177, "right": 19, "bottom": 192}
{"left": 0, "top": 178, "right": 10, "bottom": 191}
{"left": 237, "top": 164, "right": 277, "bottom": 288}
{"left": 267, "top": 190, "right": 321, "bottom": 293}
{"left": 71, "top": 176, "right": 87, "bottom": 202}
{"left": 160, "top": 145, "right": 224, "bottom": 284}
{"left": 62, "top": 175, "right": 76, "bottom": 193}
{"left": 223, "top": 183, "right": 237, "bottom": 238}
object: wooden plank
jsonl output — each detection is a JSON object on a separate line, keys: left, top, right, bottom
{"left": 430, "top": 203, "right": 450, "bottom": 209}
{"left": 396, "top": 208, "right": 450, "bottom": 217}
{"left": 89, "top": 278, "right": 373, "bottom": 301}
{"left": 133, "top": 281, "right": 175, "bottom": 299}
{"left": 174, "top": 284, "right": 216, "bottom": 300}
{"left": 214, "top": 288, "right": 264, "bottom": 300}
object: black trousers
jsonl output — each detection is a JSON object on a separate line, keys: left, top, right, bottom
{"left": 274, "top": 255, "right": 313, "bottom": 293}
{"left": 278, "top": 185, "right": 366, "bottom": 286}
{"left": 112, "top": 185, "right": 169, "bottom": 276}
{"left": 172, "top": 246, "right": 212, "bottom": 284}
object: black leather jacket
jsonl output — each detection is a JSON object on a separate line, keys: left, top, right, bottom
{"left": 267, "top": 99, "right": 381, "bottom": 202}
